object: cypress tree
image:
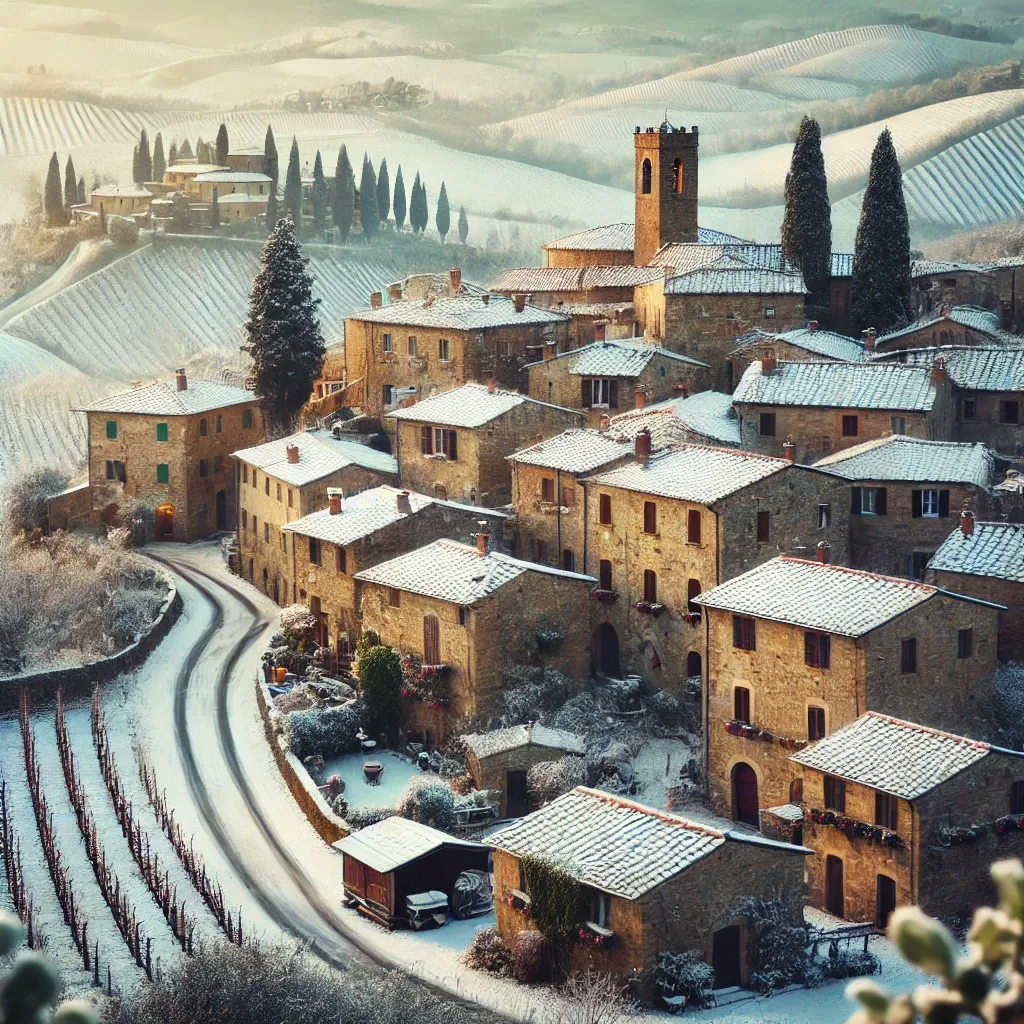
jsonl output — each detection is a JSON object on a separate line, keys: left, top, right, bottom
{"left": 780, "top": 116, "right": 832, "bottom": 319}
{"left": 458, "top": 205, "right": 468, "bottom": 245}
{"left": 215, "top": 122, "right": 229, "bottom": 166}
{"left": 178, "top": 139, "right": 193, "bottom": 160}
{"left": 63, "top": 155, "right": 77, "bottom": 211}
{"left": 265, "top": 191, "right": 278, "bottom": 236}
{"left": 152, "top": 132, "right": 166, "bottom": 181}
{"left": 210, "top": 186, "right": 220, "bottom": 228}
{"left": 76, "top": 175, "right": 85, "bottom": 205}
{"left": 311, "top": 150, "right": 327, "bottom": 237}
{"left": 418, "top": 179, "right": 429, "bottom": 233}
{"left": 393, "top": 165, "right": 406, "bottom": 231}
{"left": 198, "top": 140, "right": 212, "bottom": 165}
{"left": 195, "top": 137, "right": 204, "bottom": 161}
{"left": 851, "top": 128, "right": 913, "bottom": 335}
{"left": 167, "top": 140, "right": 178, "bottom": 166}
{"left": 332, "top": 144, "right": 354, "bottom": 242}
{"left": 138, "top": 128, "right": 152, "bottom": 182}
{"left": 410, "top": 172, "right": 424, "bottom": 233}
{"left": 242, "top": 217, "right": 326, "bottom": 435}
{"left": 359, "top": 154, "right": 378, "bottom": 242}
{"left": 435, "top": 181, "right": 450, "bottom": 242}
{"left": 284, "top": 136, "right": 302, "bottom": 232}
{"left": 131, "top": 144, "right": 140, "bottom": 185}
{"left": 264, "top": 125, "right": 278, "bottom": 187}
{"left": 376, "top": 157, "right": 390, "bottom": 226}
{"left": 43, "top": 152, "right": 64, "bottom": 226}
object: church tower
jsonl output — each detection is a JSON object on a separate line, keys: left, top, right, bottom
{"left": 633, "top": 122, "right": 699, "bottom": 267}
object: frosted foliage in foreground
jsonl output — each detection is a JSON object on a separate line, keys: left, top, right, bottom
{"left": 995, "top": 662, "right": 1024, "bottom": 750}
{"left": 527, "top": 756, "right": 588, "bottom": 805}
{"left": 398, "top": 775, "right": 455, "bottom": 830}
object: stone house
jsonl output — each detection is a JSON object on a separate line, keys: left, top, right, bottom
{"left": 727, "top": 324, "right": 865, "bottom": 385}
{"left": 75, "top": 371, "right": 262, "bottom": 542}
{"left": 813, "top": 435, "right": 995, "bottom": 579}
{"left": 355, "top": 537, "right": 596, "bottom": 738}
{"left": 464, "top": 723, "right": 585, "bottom": 817}
{"left": 89, "top": 184, "right": 152, "bottom": 217}
{"left": 233, "top": 430, "right": 398, "bottom": 603}
{"left": 541, "top": 223, "right": 637, "bottom": 268}
{"left": 491, "top": 266, "right": 662, "bottom": 310}
{"left": 909, "top": 263, "right": 997, "bottom": 320}
{"left": 583, "top": 443, "right": 850, "bottom": 689}
{"left": 191, "top": 169, "right": 272, "bottom": 202}
{"left": 790, "top": 712, "right": 1024, "bottom": 924}
{"left": 874, "top": 305, "right": 1006, "bottom": 355}
{"left": 342, "top": 294, "right": 570, "bottom": 419}
{"left": 692, "top": 557, "right": 1003, "bottom": 827}
{"left": 986, "top": 255, "right": 1024, "bottom": 332}
{"left": 161, "top": 162, "right": 227, "bottom": 194}
{"left": 633, "top": 255, "right": 807, "bottom": 393}
{"left": 387, "top": 383, "right": 584, "bottom": 507}
{"left": 927, "top": 516, "right": 1024, "bottom": 662}
{"left": 280, "top": 485, "right": 506, "bottom": 651}
{"left": 731, "top": 357, "right": 953, "bottom": 463}
{"left": 608, "top": 391, "right": 741, "bottom": 449}
{"left": 485, "top": 786, "right": 808, "bottom": 996}
{"left": 213, "top": 193, "right": 268, "bottom": 223}
{"left": 524, "top": 339, "right": 709, "bottom": 416}
{"left": 225, "top": 148, "right": 266, "bottom": 173}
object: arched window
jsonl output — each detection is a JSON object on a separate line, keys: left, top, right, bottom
{"left": 641, "top": 158, "right": 652, "bottom": 195}
{"left": 687, "top": 578, "right": 702, "bottom": 614}
{"left": 789, "top": 778, "right": 803, "bottom": 803}
{"left": 673, "top": 158, "right": 683, "bottom": 193}
{"left": 686, "top": 651, "right": 702, "bottom": 678}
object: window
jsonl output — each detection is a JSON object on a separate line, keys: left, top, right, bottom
{"left": 805, "top": 632, "right": 831, "bottom": 669}
{"left": 105, "top": 460, "right": 126, "bottom": 482}
{"left": 541, "top": 477, "right": 555, "bottom": 502}
{"left": 216, "top": 415, "right": 222, "bottom": 433}
{"left": 643, "top": 501, "right": 657, "bottom": 534}
{"left": 1001, "top": 401, "right": 1020, "bottom": 424}
{"left": 1011, "top": 782, "right": 1024, "bottom": 815}
{"left": 439, "top": 338, "right": 451, "bottom": 362}
{"left": 264, "top": 477, "right": 270, "bottom": 495}
{"left": 388, "top": 588, "right": 401, "bottom": 608}
{"left": 420, "top": 425, "right": 433, "bottom": 455}
{"left": 733, "top": 686, "right": 751, "bottom": 723}
{"left": 241, "top": 509, "right": 247, "bottom": 530}
{"left": 912, "top": 488, "right": 948, "bottom": 518}
{"left": 583, "top": 378, "right": 618, "bottom": 409}
{"left": 434, "top": 428, "right": 457, "bottom": 460}
{"left": 687, "top": 509, "right": 701, "bottom": 544}
{"left": 382, "top": 333, "right": 393, "bottom": 354}
{"left": 156, "top": 422, "right": 169, "bottom": 442}
{"left": 643, "top": 569, "right": 657, "bottom": 603}
{"left": 252, "top": 515, "right": 257, "bottom": 535}
{"left": 790, "top": 779, "right": 804, "bottom": 803}
{"left": 199, "top": 417, "right": 208, "bottom": 436}
{"left": 214, "top": 456, "right": 222, "bottom": 473}
{"left": 276, "top": 483, "right": 282, "bottom": 502}
{"left": 382, "top": 384, "right": 394, "bottom": 407}
{"left": 590, "top": 890, "right": 612, "bottom": 929}
{"left": 561, "top": 484, "right": 574, "bottom": 508}
{"left": 672, "top": 157, "right": 683, "bottom": 194}
{"left": 309, "top": 538, "right": 321, "bottom": 566}
{"left": 562, "top": 549, "right": 575, "bottom": 572}
{"left": 764, "top": 305, "right": 776, "bottom": 319}
{"left": 824, "top": 775, "right": 846, "bottom": 812}
{"left": 641, "top": 158, "right": 652, "bottom": 194}
{"left": 687, "top": 579, "right": 702, "bottom": 614}
{"left": 841, "top": 415, "right": 859, "bottom": 438}
{"left": 243, "top": 465, "right": 248, "bottom": 484}
{"left": 732, "top": 615, "right": 756, "bottom": 651}
{"left": 281, "top": 533, "right": 287, "bottom": 552}
{"left": 156, "top": 463, "right": 169, "bottom": 484}
{"left": 817, "top": 503, "right": 831, "bottom": 529}
{"left": 875, "top": 792, "right": 898, "bottom": 831}
{"left": 808, "top": 706, "right": 826, "bottom": 741}
{"left": 957, "top": 628, "right": 973, "bottom": 659}
{"left": 408, "top": 335, "right": 417, "bottom": 356}
{"left": 242, "top": 409, "right": 254, "bottom": 428}
{"left": 287, "top": 489, "right": 293, "bottom": 508}
{"left": 756, "top": 510, "right": 770, "bottom": 543}
{"left": 891, "top": 416, "right": 906, "bottom": 434}
{"left": 901, "top": 637, "right": 917, "bottom": 673}
{"left": 759, "top": 412, "right": 776, "bottom": 437}
{"left": 263, "top": 522, "right": 269, "bottom": 543}
{"left": 599, "top": 494, "right": 612, "bottom": 526}
{"left": 423, "top": 615, "right": 440, "bottom": 665}
{"left": 458, "top": 607, "right": 468, "bottom": 626}
{"left": 852, "top": 487, "right": 887, "bottom": 516}
{"left": 962, "top": 397, "right": 977, "bottom": 421}
{"left": 199, "top": 459, "right": 209, "bottom": 478}
{"left": 105, "top": 420, "right": 118, "bottom": 439}
{"left": 599, "top": 559, "right": 612, "bottom": 591}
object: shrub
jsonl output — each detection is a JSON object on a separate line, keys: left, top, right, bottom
{"left": 113, "top": 496, "right": 155, "bottom": 547}
{"left": 2, "top": 467, "right": 69, "bottom": 534}
{"left": 398, "top": 776, "right": 455, "bottom": 831}
{"left": 286, "top": 699, "right": 366, "bottom": 760}
{"left": 527, "top": 756, "right": 588, "bottom": 805}
{"left": 108, "top": 215, "right": 139, "bottom": 246}
{"left": 280, "top": 604, "right": 317, "bottom": 648}
{"left": 344, "top": 805, "right": 395, "bottom": 830}
{"left": 462, "top": 927, "right": 514, "bottom": 977}
{"left": 651, "top": 951, "right": 716, "bottom": 1009}
{"left": 819, "top": 948, "right": 880, "bottom": 980}
{"left": 500, "top": 665, "right": 577, "bottom": 725}
{"left": 735, "top": 896, "right": 812, "bottom": 995}
{"left": 510, "top": 930, "right": 548, "bottom": 983}
{"left": 521, "top": 855, "right": 581, "bottom": 941}
{"left": 357, "top": 645, "right": 403, "bottom": 740}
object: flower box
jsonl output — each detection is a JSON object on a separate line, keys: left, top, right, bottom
{"left": 683, "top": 611, "right": 701, "bottom": 625}
{"left": 407, "top": 357, "right": 427, "bottom": 370}
{"left": 578, "top": 922, "right": 615, "bottom": 949}
{"left": 723, "top": 719, "right": 773, "bottom": 742}
{"left": 805, "top": 808, "right": 904, "bottom": 849}
{"left": 996, "top": 815, "right": 1024, "bottom": 836}
{"left": 538, "top": 501, "right": 564, "bottom": 515}
{"left": 503, "top": 889, "right": 532, "bottom": 917}
{"left": 591, "top": 589, "right": 618, "bottom": 603}
{"left": 635, "top": 601, "right": 666, "bottom": 616}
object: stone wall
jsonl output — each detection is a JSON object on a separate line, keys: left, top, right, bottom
{"left": 543, "top": 247, "right": 634, "bottom": 269}
{"left": 951, "top": 387, "right": 1024, "bottom": 456}
{"left": 46, "top": 483, "right": 94, "bottom": 532}
{"left": 928, "top": 569, "right": 1024, "bottom": 662}
{"left": 467, "top": 742, "right": 577, "bottom": 817}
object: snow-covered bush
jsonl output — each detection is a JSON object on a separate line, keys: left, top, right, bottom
{"left": 527, "top": 756, "right": 589, "bottom": 805}
{"left": 461, "top": 927, "right": 514, "bottom": 977}
{"left": 818, "top": 947, "right": 880, "bottom": 980}
{"left": 398, "top": 776, "right": 455, "bottom": 831}
{"left": 357, "top": 644, "right": 403, "bottom": 740}
{"left": 286, "top": 699, "right": 366, "bottom": 760}
{"left": 651, "top": 951, "right": 716, "bottom": 1009}
{"left": 113, "top": 496, "right": 155, "bottom": 548}
{"left": 330, "top": 793, "right": 348, "bottom": 819}
{"left": 344, "top": 806, "right": 396, "bottom": 830}
{"left": 510, "top": 930, "right": 547, "bottom": 983}
{"left": 2, "top": 467, "right": 69, "bottom": 534}
{"left": 735, "top": 896, "right": 814, "bottom": 995}
{"left": 280, "top": 604, "right": 317, "bottom": 647}
{"left": 996, "top": 662, "right": 1024, "bottom": 749}
{"left": 108, "top": 214, "right": 139, "bottom": 246}
{"left": 500, "top": 666, "right": 577, "bottom": 725}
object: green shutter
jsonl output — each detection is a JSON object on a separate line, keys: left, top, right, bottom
{"left": 156, "top": 422, "right": 169, "bottom": 442}
{"left": 105, "top": 420, "right": 117, "bottom": 439}
{"left": 156, "top": 463, "right": 169, "bottom": 484}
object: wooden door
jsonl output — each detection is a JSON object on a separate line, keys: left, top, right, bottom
{"left": 876, "top": 874, "right": 896, "bottom": 927}
{"left": 732, "top": 763, "right": 759, "bottom": 827}
{"left": 826, "top": 855, "right": 845, "bottom": 918}
{"left": 712, "top": 925, "right": 742, "bottom": 989}
{"left": 506, "top": 770, "right": 529, "bottom": 817}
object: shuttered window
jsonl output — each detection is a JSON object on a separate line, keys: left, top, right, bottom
{"left": 841, "top": 415, "right": 858, "bottom": 437}
{"left": 599, "top": 559, "right": 612, "bottom": 591}
{"left": 156, "top": 463, "right": 169, "bottom": 484}
{"left": 957, "top": 628, "right": 973, "bottom": 659}
{"left": 643, "top": 570, "right": 657, "bottom": 603}
{"left": 643, "top": 501, "right": 657, "bottom": 534}
{"left": 423, "top": 615, "right": 440, "bottom": 665}
{"left": 875, "top": 792, "right": 898, "bottom": 831}
{"left": 337, "top": 547, "right": 347, "bottom": 574}
{"left": 807, "top": 706, "right": 826, "bottom": 741}
{"left": 825, "top": 775, "right": 846, "bottom": 812}
{"left": 757, "top": 510, "right": 770, "bottom": 543}
{"left": 901, "top": 637, "right": 917, "bottom": 673}
{"left": 420, "top": 426, "right": 433, "bottom": 455}
{"left": 687, "top": 509, "right": 701, "bottom": 544}
{"left": 599, "top": 494, "right": 612, "bottom": 525}
{"left": 687, "top": 579, "right": 702, "bottom": 614}
{"left": 541, "top": 478, "right": 555, "bottom": 502}
{"left": 156, "top": 422, "right": 169, "bottom": 442}
{"left": 804, "top": 632, "right": 831, "bottom": 669}
{"left": 732, "top": 615, "right": 756, "bottom": 651}
{"left": 105, "top": 420, "right": 118, "bottom": 439}
{"left": 733, "top": 686, "right": 751, "bottom": 723}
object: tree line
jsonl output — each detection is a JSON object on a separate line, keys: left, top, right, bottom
{"left": 42, "top": 151, "right": 85, "bottom": 226}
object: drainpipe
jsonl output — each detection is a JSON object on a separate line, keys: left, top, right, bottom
{"left": 582, "top": 480, "right": 589, "bottom": 576}
{"left": 556, "top": 468, "right": 562, "bottom": 563}
{"left": 702, "top": 605, "right": 711, "bottom": 794}
{"left": 713, "top": 508, "right": 721, "bottom": 585}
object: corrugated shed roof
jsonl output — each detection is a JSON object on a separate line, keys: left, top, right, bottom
{"left": 813, "top": 435, "right": 993, "bottom": 486}
{"left": 332, "top": 815, "right": 485, "bottom": 874}
{"left": 464, "top": 723, "right": 585, "bottom": 759}
{"left": 74, "top": 377, "right": 255, "bottom": 416}
{"left": 734, "top": 326, "right": 865, "bottom": 363}
{"left": 507, "top": 429, "right": 630, "bottom": 474}
{"left": 790, "top": 712, "right": 993, "bottom": 801}
{"left": 347, "top": 294, "right": 568, "bottom": 329}
{"left": 732, "top": 360, "right": 936, "bottom": 411}
{"left": 608, "top": 391, "right": 740, "bottom": 448}
{"left": 233, "top": 430, "right": 397, "bottom": 486}
{"left": 928, "top": 521, "right": 1024, "bottom": 584}
{"left": 387, "top": 383, "right": 580, "bottom": 429}
{"left": 664, "top": 254, "right": 806, "bottom": 295}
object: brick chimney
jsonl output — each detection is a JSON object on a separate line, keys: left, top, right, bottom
{"left": 783, "top": 440, "right": 795, "bottom": 462}
{"left": 599, "top": 413, "right": 611, "bottom": 430}
{"left": 635, "top": 428, "right": 651, "bottom": 468}
{"left": 475, "top": 521, "right": 490, "bottom": 557}
{"left": 449, "top": 266, "right": 462, "bottom": 293}
{"left": 396, "top": 490, "right": 413, "bottom": 515}
{"left": 481, "top": 293, "right": 490, "bottom": 305}
{"left": 806, "top": 320, "right": 819, "bottom": 333}
{"left": 862, "top": 328, "right": 876, "bottom": 354}
{"left": 673, "top": 382, "right": 689, "bottom": 398}
{"left": 487, "top": 376, "right": 496, "bottom": 394}
{"left": 286, "top": 443, "right": 299, "bottom": 464}
{"left": 635, "top": 389, "right": 646, "bottom": 410}
{"left": 175, "top": 368, "right": 187, "bottom": 391}
{"left": 369, "top": 291, "right": 382, "bottom": 310}
{"left": 386, "top": 283, "right": 402, "bottom": 302}
{"left": 816, "top": 540, "right": 831, "bottom": 564}
{"left": 543, "top": 342, "right": 556, "bottom": 359}
{"left": 328, "top": 488, "right": 342, "bottom": 515}
{"left": 594, "top": 320, "right": 607, "bottom": 342}
{"left": 761, "top": 351, "right": 777, "bottom": 375}
{"left": 961, "top": 508, "right": 975, "bottom": 537}
{"left": 941, "top": 304, "right": 952, "bottom": 318}
{"left": 931, "top": 356, "right": 948, "bottom": 387}
{"left": 513, "top": 294, "right": 526, "bottom": 314}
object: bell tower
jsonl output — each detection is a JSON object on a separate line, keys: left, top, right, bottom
{"left": 633, "top": 122, "right": 699, "bottom": 267}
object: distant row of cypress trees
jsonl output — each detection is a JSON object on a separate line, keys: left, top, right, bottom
{"left": 42, "top": 152, "right": 85, "bottom": 226}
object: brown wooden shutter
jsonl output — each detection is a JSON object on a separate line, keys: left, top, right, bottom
{"left": 850, "top": 487, "right": 862, "bottom": 515}
{"left": 609, "top": 380, "right": 619, "bottom": 409}
{"left": 939, "top": 490, "right": 950, "bottom": 517}
{"left": 448, "top": 430, "right": 458, "bottom": 461}
{"left": 733, "top": 615, "right": 743, "bottom": 649}
{"left": 423, "top": 615, "right": 440, "bottom": 665}
{"left": 876, "top": 487, "right": 887, "bottom": 515}
{"left": 911, "top": 490, "right": 922, "bottom": 518}
{"left": 420, "top": 425, "right": 432, "bottom": 454}
{"left": 643, "top": 501, "right": 656, "bottom": 534}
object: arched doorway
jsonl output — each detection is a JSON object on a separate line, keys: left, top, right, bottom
{"left": 155, "top": 503, "right": 174, "bottom": 540}
{"left": 215, "top": 489, "right": 227, "bottom": 530}
{"left": 594, "top": 622, "right": 621, "bottom": 678}
{"left": 687, "top": 650, "right": 702, "bottom": 678}
{"left": 732, "top": 763, "right": 759, "bottom": 827}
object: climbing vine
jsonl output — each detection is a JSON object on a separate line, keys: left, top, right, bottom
{"left": 520, "top": 856, "right": 582, "bottom": 941}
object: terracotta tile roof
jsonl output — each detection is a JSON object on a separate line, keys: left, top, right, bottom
{"left": 650, "top": 243, "right": 852, "bottom": 279}
{"left": 790, "top": 712, "right": 993, "bottom": 800}
{"left": 464, "top": 723, "right": 585, "bottom": 759}
{"left": 663, "top": 254, "right": 806, "bottom": 296}
{"left": 507, "top": 429, "right": 630, "bottom": 474}
{"left": 813, "top": 435, "right": 993, "bottom": 486}
{"left": 386, "top": 383, "right": 581, "bottom": 429}
{"left": 910, "top": 259, "right": 990, "bottom": 279}
{"left": 233, "top": 430, "right": 396, "bottom": 486}
{"left": 928, "top": 521, "right": 1024, "bottom": 584}
{"left": 346, "top": 294, "right": 568, "bottom": 329}
{"left": 608, "top": 392, "right": 740, "bottom": 448}
{"left": 528, "top": 339, "right": 706, "bottom": 378}
{"left": 192, "top": 170, "right": 272, "bottom": 183}
{"left": 734, "top": 326, "right": 866, "bottom": 363}
{"left": 872, "top": 346, "right": 1024, "bottom": 392}
{"left": 75, "top": 377, "right": 255, "bottom": 416}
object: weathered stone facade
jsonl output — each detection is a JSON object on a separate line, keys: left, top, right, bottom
{"left": 928, "top": 569, "right": 1024, "bottom": 663}
{"left": 951, "top": 385, "right": 1024, "bottom": 455}
{"left": 544, "top": 246, "right": 634, "bottom": 269}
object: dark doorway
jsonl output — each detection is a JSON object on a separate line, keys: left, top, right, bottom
{"left": 595, "top": 622, "right": 621, "bottom": 678}
{"left": 712, "top": 925, "right": 742, "bottom": 989}
{"left": 506, "top": 769, "right": 529, "bottom": 817}
{"left": 876, "top": 874, "right": 896, "bottom": 927}
{"left": 155, "top": 502, "right": 174, "bottom": 540}
{"left": 732, "top": 763, "right": 759, "bottom": 827}
{"left": 216, "top": 489, "right": 227, "bottom": 530}
{"left": 686, "top": 650, "right": 702, "bottom": 678}
{"left": 826, "top": 855, "right": 845, "bottom": 918}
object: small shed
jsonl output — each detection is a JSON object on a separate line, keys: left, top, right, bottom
{"left": 333, "top": 816, "right": 490, "bottom": 928}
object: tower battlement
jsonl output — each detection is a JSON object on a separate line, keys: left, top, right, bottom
{"left": 633, "top": 122, "right": 699, "bottom": 265}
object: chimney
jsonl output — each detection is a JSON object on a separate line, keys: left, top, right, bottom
{"left": 286, "top": 443, "right": 299, "bottom": 464}
{"left": 931, "top": 356, "right": 948, "bottom": 387}
{"left": 635, "top": 429, "right": 651, "bottom": 468}
{"left": 599, "top": 413, "right": 611, "bottom": 430}
{"left": 175, "top": 368, "right": 187, "bottom": 391}
{"left": 664, "top": 265, "right": 675, "bottom": 281}
{"left": 941, "top": 304, "right": 952, "bottom": 318}
{"left": 386, "top": 283, "right": 402, "bottom": 302}
{"left": 513, "top": 294, "right": 526, "bottom": 314}
{"left": 487, "top": 376, "right": 496, "bottom": 394}
{"left": 396, "top": 490, "right": 413, "bottom": 516}
{"left": 369, "top": 291, "right": 382, "bottom": 310}
{"left": 783, "top": 440, "right": 795, "bottom": 462}
{"left": 594, "top": 320, "right": 607, "bottom": 342}
{"left": 806, "top": 320, "right": 819, "bottom": 333}
{"left": 816, "top": 541, "right": 831, "bottom": 564}
{"left": 672, "top": 382, "right": 689, "bottom": 398}
{"left": 543, "top": 342, "right": 556, "bottom": 359}
{"left": 482, "top": 293, "right": 490, "bottom": 305}
{"left": 449, "top": 266, "right": 462, "bottom": 293}
{"left": 635, "top": 389, "right": 647, "bottom": 410}
{"left": 327, "top": 488, "right": 343, "bottom": 515}
{"left": 475, "top": 521, "right": 490, "bottom": 557}
{"left": 961, "top": 508, "right": 975, "bottom": 537}
{"left": 862, "top": 327, "right": 876, "bottom": 354}
{"left": 760, "top": 351, "right": 777, "bottom": 375}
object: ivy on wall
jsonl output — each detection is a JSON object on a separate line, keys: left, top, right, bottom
{"left": 521, "top": 855, "right": 582, "bottom": 941}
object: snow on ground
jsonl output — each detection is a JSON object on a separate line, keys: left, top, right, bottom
{"left": 319, "top": 750, "right": 417, "bottom": 811}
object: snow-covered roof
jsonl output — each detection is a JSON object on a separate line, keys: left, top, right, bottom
{"left": 347, "top": 294, "right": 568, "bottom": 330}
{"left": 214, "top": 193, "right": 269, "bottom": 204}
{"left": 507, "top": 429, "right": 630, "bottom": 474}
{"left": 485, "top": 787, "right": 804, "bottom": 900}
{"left": 354, "top": 539, "right": 596, "bottom": 604}
{"left": 193, "top": 170, "right": 271, "bottom": 183}
{"left": 732, "top": 360, "right": 936, "bottom": 411}
{"left": 692, "top": 557, "right": 993, "bottom": 637}
{"left": 492, "top": 266, "right": 662, "bottom": 293}
{"left": 790, "top": 712, "right": 996, "bottom": 801}
{"left": 649, "top": 243, "right": 851, "bottom": 279}
{"left": 165, "top": 163, "right": 227, "bottom": 175}
{"left": 608, "top": 391, "right": 740, "bottom": 448}
{"left": 91, "top": 185, "right": 152, "bottom": 198}
{"left": 233, "top": 430, "right": 397, "bottom": 486}
{"left": 529, "top": 339, "right": 707, "bottom": 377}
{"left": 228, "top": 146, "right": 265, "bottom": 156}
{"left": 282, "top": 486, "right": 502, "bottom": 547}
{"left": 877, "top": 305, "right": 1006, "bottom": 346}
{"left": 939, "top": 347, "right": 1024, "bottom": 392}
{"left": 387, "top": 383, "right": 581, "bottom": 429}
{"left": 910, "top": 259, "right": 990, "bottom": 279}
{"left": 733, "top": 326, "right": 865, "bottom": 363}
{"left": 332, "top": 815, "right": 485, "bottom": 874}
{"left": 928, "top": 522, "right": 1024, "bottom": 584}
{"left": 588, "top": 443, "right": 788, "bottom": 506}
{"left": 543, "top": 223, "right": 635, "bottom": 252}
{"left": 813, "top": 435, "right": 993, "bottom": 486}
{"left": 831, "top": 253, "right": 854, "bottom": 277}
{"left": 663, "top": 254, "right": 806, "bottom": 296}
{"left": 464, "top": 723, "right": 585, "bottom": 759}
{"left": 74, "top": 377, "right": 255, "bottom": 416}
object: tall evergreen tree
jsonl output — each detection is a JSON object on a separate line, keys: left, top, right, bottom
{"left": 131, "top": 144, "right": 140, "bottom": 185}
{"left": 265, "top": 191, "right": 278, "bottom": 236}
{"left": 331, "top": 144, "right": 354, "bottom": 242}
{"left": 43, "top": 152, "right": 64, "bottom": 226}
{"left": 435, "top": 181, "right": 450, "bottom": 242}
{"left": 152, "top": 132, "right": 166, "bottom": 181}
{"left": 76, "top": 175, "right": 85, "bottom": 206}
{"left": 178, "top": 139, "right": 193, "bottom": 160}
{"left": 195, "top": 137, "right": 204, "bottom": 161}
{"left": 393, "top": 165, "right": 406, "bottom": 231}
{"left": 198, "top": 140, "right": 212, "bottom": 165}
{"left": 138, "top": 128, "right": 152, "bottom": 182}
{"left": 210, "top": 187, "right": 220, "bottom": 228}
{"left": 851, "top": 128, "right": 912, "bottom": 335}
{"left": 376, "top": 157, "right": 390, "bottom": 227}
{"left": 284, "top": 136, "right": 302, "bottom": 232}
{"left": 311, "top": 150, "right": 327, "bottom": 237}
{"left": 242, "top": 217, "right": 326, "bottom": 435}
{"left": 167, "top": 140, "right": 178, "bottom": 166}
{"left": 63, "top": 155, "right": 77, "bottom": 211}
{"left": 780, "top": 116, "right": 832, "bottom": 318}
{"left": 458, "top": 205, "right": 468, "bottom": 245}
{"left": 417, "top": 179, "right": 429, "bottom": 233}
{"left": 359, "top": 154, "right": 378, "bottom": 242}
{"left": 215, "top": 122, "right": 229, "bottom": 166}
{"left": 410, "top": 172, "right": 425, "bottom": 233}
{"left": 264, "top": 126, "right": 278, "bottom": 187}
